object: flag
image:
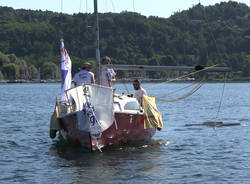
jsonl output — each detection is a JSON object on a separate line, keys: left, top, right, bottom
{"left": 60, "top": 39, "right": 72, "bottom": 102}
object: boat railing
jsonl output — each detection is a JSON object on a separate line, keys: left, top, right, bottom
{"left": 56, "top": 97, "right": 75, "bottom": 117}
{"left": 57, "top": 84, "right": 144, "bottom": 117}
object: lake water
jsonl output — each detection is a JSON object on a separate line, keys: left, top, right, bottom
{"left": 0, "top": 82, "right": 250, "bottom": 184}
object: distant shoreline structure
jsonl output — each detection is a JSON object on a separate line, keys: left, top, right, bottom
{"left": 0, "top": 79, "right": 61, "bottom": 84}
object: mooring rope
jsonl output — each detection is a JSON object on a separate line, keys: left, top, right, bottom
{"left": 155, "top": 75, "right": 208, "bottom": 102}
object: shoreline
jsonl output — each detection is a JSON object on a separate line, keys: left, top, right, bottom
{"left": 1, "top": 78, "right": 250, "bottom": 84}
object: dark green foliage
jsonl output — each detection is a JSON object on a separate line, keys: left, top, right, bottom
{"left": 0, "top": 70, "right": 4, "bottom": 80}
{"left": 0, "top": 1, "right": 250, "bottom": 80}
{"left": 2, "top": 63, "right": 19, "bottom": 80}
{"left": 41, "top": 62, "right": 57, "bottom": 79}
{"left": 28, "top": 65, "right": 39, "bottom": 79}
{"left": 0, "top": 51, "right": 10, "bottom": 67}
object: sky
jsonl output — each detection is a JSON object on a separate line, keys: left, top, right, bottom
{"left": 0, "top": 0, "right": 250, "bottom": 18}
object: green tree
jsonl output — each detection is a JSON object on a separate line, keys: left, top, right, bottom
{"left": 28, "top": 65, "right": 39, "bottom": 79}
{"left": 2, "top": 63, "right": 19, "bottom": 80}
{"left": 0, "top": 70, "right": 4, "bottom": 80}
{"left": 7, "top": 54, "right": 17, "bottom": 63}
{"left": 0, "top": 2, "right": 250, "bottom": 80}
{"left": 0, "top": 52, "right": 10, "bottom": 68}
{"left": 41, "top": 62, "right": 57, "bottom": 79}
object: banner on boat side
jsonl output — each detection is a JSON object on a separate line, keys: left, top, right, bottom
{"left": 60, "top": 39, "right": 72, "bottom": 102}
{"left": 83, "top": 101, "right": 103, "bottom": 141}
{"left": 84, "top": 85, "right": 114, "bottom": 133}
{"left": 67, "top": 84, "right": 114, "bottom": 135}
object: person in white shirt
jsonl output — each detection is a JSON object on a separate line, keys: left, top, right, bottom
{"left": 101, "top": 56, "right": 116, "bottom": 87}
{"left": 73, "top": 62, "right": 95, "bottom": 86}
{"left": 133, "top": 79, "right": 147, "bottom": 105}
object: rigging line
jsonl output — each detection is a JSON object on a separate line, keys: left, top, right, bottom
{"left": 155, "top": 75, "right": 208, "bottom": 103}
{"left": 108, "top": 63, "right": 129, "bottom": 93}
{"left": 200, "top": 2, "right": 221, "bottom": 58}
{"left": 215, "top": 73, "right": 227, "bottom": 120}
{"left": 159, "top": 81, "right": 201, "bottom": 98}
{"left": 121, "top": 79, "right": 130, "bottom": 94}
{"left": 132, "top": 0, "right": 137, "bottom": 37}
{"left": 145, "top": 64, "right": 218, "bottom": 90}
{"left": 155, "top": 83, "right": 202, "bottom": 103}
{"left": 133, "top": 0, "right": 135, "bottom": 12}
{"left": 85, "top": 0, "right": 89, "bottom": 30}
{"left": 110, "top": 0, "right": 116, "bottom": 12}
{"left": 61, "top": 0, "right": 63, "bottom": 13}
{"left": 201, "top": 4, "right": 229, "bottom": 123}
{"left": 79, "top": 0, "right": 82, "bottom": 13}
{"left": 105, "top": 0, "right": 108, "bottom": 11}
{"left": 85, "top": 0, "right": 88, "bottom": 13}
{"left": 105, "top": 0, "right": 115, "bottom": 12}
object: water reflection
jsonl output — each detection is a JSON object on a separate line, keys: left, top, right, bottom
{"left": 49, "top": 138, "right": 168, "bottom": 183}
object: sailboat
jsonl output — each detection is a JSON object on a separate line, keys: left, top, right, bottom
{"left": 50, "top": 0, "right": 231, "bottom": 151}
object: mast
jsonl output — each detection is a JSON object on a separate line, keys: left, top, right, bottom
{"left": 94, "top": 0, "right": 101, "bottom": 84}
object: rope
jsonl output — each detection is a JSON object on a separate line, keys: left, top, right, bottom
{"left": 61, "top": 0, "right": 63, "bottom": 13}
{"left": 121, "top": 79, "right": 130, "bottom": 94}
{"left": 195, "top": 4, "right": 226, "bottom": 129}
{"left": 79, "top": 0, "right": 82, "bottom": 13}
{"left": 155, "top": 75, "right": 207, "bottom": 102}
{"left": 215, "top": 73, "right": 227, "bottom": 120}
{"left": 202, "top": 4, "right": 228, "bottom": 123}
{"left": 145, "top": 64, "right": 218, "bottom": 90}
{"left": 108, "top": 63, "right": 130, "bottom": 94}
{"left": 201, "top": 4, "right": 221, "bottom": 56}
{"left": 159, "top": 81, "right": 200, "bottom": 98}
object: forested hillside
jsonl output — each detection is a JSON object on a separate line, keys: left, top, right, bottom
{"left": 0, "top": 1, "right": 250, "bottom": 81}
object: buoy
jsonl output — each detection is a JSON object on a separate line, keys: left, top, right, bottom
{"left": 50, "top": 129, "right": 57, "bottom": 139}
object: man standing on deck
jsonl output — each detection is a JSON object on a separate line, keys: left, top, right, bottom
{"left": 101, "top": 56, "right": 116, "bottom": 87}
{"left": 73, "top": 62, "right": 95, "bottom": 86}
{"left": 133, "top": 79, "right": 147, "bottom": 105}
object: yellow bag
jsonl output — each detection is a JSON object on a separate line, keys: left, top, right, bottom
{"left": 142, "top": 95, "right": 163, "bottom": 130}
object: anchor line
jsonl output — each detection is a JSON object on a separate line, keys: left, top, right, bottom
{"left": 215, "top": 73, "right": 227, "bottom": 120}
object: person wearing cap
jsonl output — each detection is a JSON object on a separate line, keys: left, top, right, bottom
{"left": 73, "top": 62, "right": 95, "bottom": 86}
{"left": 101, "top": 56, "right": 116, "bottom": 87}
{"left": 133, "top": 79, "right": 147, "bottom": 106}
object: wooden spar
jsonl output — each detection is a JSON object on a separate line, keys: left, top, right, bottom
{"left": 107, "top": 64, "right": 231, "bottom": 72}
